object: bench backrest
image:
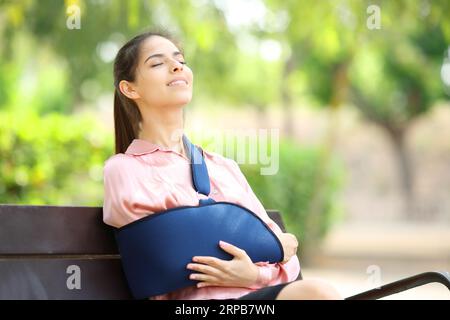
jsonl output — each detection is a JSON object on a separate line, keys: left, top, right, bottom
{"left": 0, "top": 204, "right": 287, "bottom": 299}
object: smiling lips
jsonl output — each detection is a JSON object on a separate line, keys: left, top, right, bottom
{"left": 167, "top": 78, "right": 188, "bottom": 87}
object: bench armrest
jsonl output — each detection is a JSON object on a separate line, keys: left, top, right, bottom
{"left": 345, "top": 271, "right": 450, "bottom": 300}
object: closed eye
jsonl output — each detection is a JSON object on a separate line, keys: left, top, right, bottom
{"left": 151, "top": 61, "right": 187, "bottom": 68}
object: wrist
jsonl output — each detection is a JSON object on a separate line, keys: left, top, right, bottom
{"left": 252, "top": 263, "right": 260, "bottom": 283}
{"left": 245, "top": 264, "right": 261, "bottom": 289}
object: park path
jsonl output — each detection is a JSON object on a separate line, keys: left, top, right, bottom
{"left": 301, "top": 220, "right": 450, "bottom": 300}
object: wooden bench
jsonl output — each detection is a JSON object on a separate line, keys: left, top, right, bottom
{"left": 0, "top": 204, "right": 449, "bottom": 300}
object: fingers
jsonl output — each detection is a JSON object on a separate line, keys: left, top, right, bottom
{"left": 188, "top": 272, "right": 219, "bottom": 283}
{"left": 281, "top": 257, "right": 290, "bottom": 264}
{"left": 286, "top": 233, "right": 299, "bottom": 247}
{"left": 192, "top": 256, "right": 226, "bottom": 271}
{"left": 189, "top": 272, "right": 222, "bottom": 288}
{"left": 187, "top": 262, "right": 221, "bottom": 277}
{"left": 187, "top": 261, "right": 225, "bottom": 288}
{"left": 192, "top": 241, "right": 248, "bottom": 263}
{"left": 218, "top": 240, "right": 246, "bottom": 258}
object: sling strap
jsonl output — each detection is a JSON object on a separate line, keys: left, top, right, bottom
{"left": 182, "top": 134, "right": 216, "bottom": 206}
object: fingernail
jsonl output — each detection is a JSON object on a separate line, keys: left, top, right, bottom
{"left": 219, "top": 240, "right": 228, "bottom": 246}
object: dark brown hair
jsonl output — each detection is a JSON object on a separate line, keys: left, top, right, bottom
{"left": 113, "top": 29, "right": 180, "bottom": 154}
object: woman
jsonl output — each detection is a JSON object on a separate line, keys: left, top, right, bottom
{"left": 103, "top": 30, "right": 342, "bottom": 300}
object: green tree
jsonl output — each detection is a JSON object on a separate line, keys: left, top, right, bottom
{"left": 261, "top": 0, "right": 450, "bottom": 218}
{"left": 348, "top": 1, "right": 450, "bottom": 217}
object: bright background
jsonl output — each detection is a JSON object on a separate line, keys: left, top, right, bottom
{"left": 1, "top": 0, "right": 449, "bottom": 299}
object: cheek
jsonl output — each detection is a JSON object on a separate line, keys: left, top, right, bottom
{"left": 137, "top": 70, "right": 166, "bottom": 97}
{"left": 140, "top": 68, "right": 164, "bottom": 87}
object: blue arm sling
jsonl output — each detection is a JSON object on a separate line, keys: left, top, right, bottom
{"left": 114, "top": 135, "right": 284, "bottom": 299}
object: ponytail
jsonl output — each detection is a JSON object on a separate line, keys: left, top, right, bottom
{"left": 113, "top": 89, "right": 142, "bottom": 154}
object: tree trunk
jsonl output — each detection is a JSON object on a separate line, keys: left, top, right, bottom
{"left": 386, "top": 127, "right": 416, "bottom": 219}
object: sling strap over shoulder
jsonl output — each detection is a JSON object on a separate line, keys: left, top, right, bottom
{"left": 182, "top": 134, "right": 216, "bottom": 206}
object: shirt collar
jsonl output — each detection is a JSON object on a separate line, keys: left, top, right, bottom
{"left": 125, "top": 139, "right": 161, "bottom": 156}
{"left": 125, "top": 137, "right": 196, "bottom": 157}
{"left": 124, "top": 136, "right": 210, "bottom": 160}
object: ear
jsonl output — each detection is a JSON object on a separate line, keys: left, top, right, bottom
{"left": 119, "top": 80, "right": 141, "bottom": 100}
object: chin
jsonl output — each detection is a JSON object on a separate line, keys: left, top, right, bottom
{"left": 172, "top": 94, "right": 192, "bottom": 107}
{"left": 170, "top": 98, "right": 191, "bottom": 108}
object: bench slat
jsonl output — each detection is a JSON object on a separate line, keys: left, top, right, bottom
{"left": 0, "top": 258, "right": 132, "bottom": 299}
{"left": 0, "top": 205, "right": 117, "bottom": 254}
{"left": 0, "top": 205, "right": 285, "bottom": 254}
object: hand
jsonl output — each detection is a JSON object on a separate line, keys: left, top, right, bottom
{"left": 186, "top": 241, "right": 259, "bottom": 289}
{"left": 275, "top": 232, "right": 299, "bottom": 264}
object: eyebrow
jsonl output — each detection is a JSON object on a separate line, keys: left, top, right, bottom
{"left": 144, "top": 51, "right": 184, "bottom": 64}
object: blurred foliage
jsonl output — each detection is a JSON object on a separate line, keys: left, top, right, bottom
{"left": 0, "top": 108, "right": 113, "bottom": 205}
{"left": 348, "top": 1, "right": 449, "bottom": 127}
{"left": 262, "top": 0, "right": 450, "bottom": 217}
{"left": 237, "top": 139, "right": 345, "bottom": 260}
{"left": 0, "top": 0, "right": 240, "bottom": 109}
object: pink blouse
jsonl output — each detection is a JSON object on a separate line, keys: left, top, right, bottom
{"left": 102, "top": 138, "right": 301, "bottom": 300}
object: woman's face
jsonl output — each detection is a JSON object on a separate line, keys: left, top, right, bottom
{"left": 123, "top": 35, "right": 193, "bottom": 109}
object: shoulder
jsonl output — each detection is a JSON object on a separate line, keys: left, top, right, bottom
{"left": 201, "top": 148, "right": 247, "bottom": 182}
{"left": 201, "top": 148, "right": 239, "bottom": 168}
{"left": 104, "top": 153, "right": 128, "bottom": 170}
{"left": 103, "top": 153, "right": 137, "bottom": 180}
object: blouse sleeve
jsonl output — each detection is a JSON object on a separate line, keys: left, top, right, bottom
{"left": 229, "top": 160, "right": 301, "bottom": 289}
{"left": 102, "top": 156, "right": 147, "bottom": 228}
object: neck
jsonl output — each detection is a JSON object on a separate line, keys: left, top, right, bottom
{"left": 137, "top": 106, "right": 186, "bottom": 155}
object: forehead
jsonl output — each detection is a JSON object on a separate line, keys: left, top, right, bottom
{"left": 140, "top": 36, "right": 180, "bottom": 57}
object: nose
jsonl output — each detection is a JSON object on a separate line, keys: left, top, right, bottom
{"left": 170, "top": 60, "right": 184, "bottom": 73}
